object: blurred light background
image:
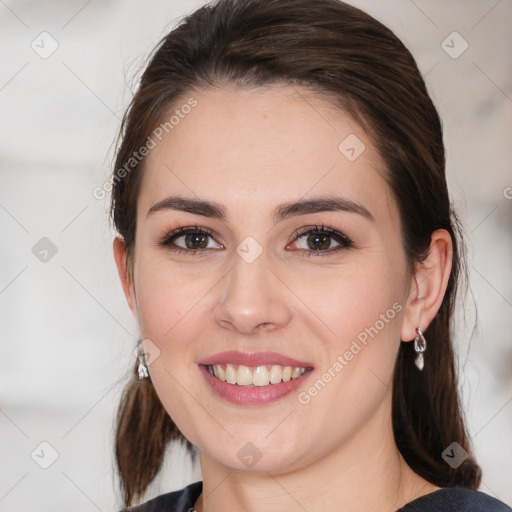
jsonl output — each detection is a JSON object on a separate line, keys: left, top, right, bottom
{"left": 1, "top": 0, "right": 511, "bottom": 510}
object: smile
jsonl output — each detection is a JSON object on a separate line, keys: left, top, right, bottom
{"left": 198, "top": 351, "right": 315, "bottom": 405}
{"left": 207, "top": 363, "right": 311, "bottom": 386}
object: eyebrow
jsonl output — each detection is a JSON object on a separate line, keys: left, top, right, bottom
{"left": 146, "top": 194, "right": 374, "bottom": 223}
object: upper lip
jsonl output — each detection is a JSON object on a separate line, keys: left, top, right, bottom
{"left": 198, "top": 351, "right": 314, "bottom": 368}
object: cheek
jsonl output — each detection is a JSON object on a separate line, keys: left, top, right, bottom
{"left": 132, "top": 259, "right": 211, "bottom": 443}
{"left": 293, "top": 266, "right": 404, "bottom": 446}
{"left": 293, "top": 259, "right": 405, "bottom": 424}
{"left": 298, "top": 258, "right": 404, "bottom": 349}
{"left": 133, "top": 252, "right": 208, "bottom": 345}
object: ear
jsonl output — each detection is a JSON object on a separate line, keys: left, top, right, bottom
{"left": 113, "top": 235, "right": 137, "bottom": 316}
{"left": 400, "top": 229, "right": 453, "bottom": 342}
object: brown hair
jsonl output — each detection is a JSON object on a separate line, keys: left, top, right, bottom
{"left": 110, "top": 0, "right": 481, "bottom": 507}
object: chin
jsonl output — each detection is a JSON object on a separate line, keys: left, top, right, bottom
{"left": 199, "top": 430, "right": 308, "bottom": 473}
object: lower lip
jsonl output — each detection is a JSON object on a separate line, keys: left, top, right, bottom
{"left": 199, "top": 365, "right": 314, "bottom": 406}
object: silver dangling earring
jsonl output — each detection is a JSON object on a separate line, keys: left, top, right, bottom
{"left": 137, "top": 348, "right": 149, "bottom": 380}
{"left": 414, "top": 327, "right": 427, "bottom": 371}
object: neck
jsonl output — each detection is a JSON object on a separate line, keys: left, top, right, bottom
{"left": 194, "top": 393, "right": 438, "bottom": 512}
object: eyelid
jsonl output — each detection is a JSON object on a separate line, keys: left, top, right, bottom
{"left": 288, "top": 223, "right": 353, "bottom": 247}
{"left": 158, "top": 223, "right": 354, "bottom": 255}
{"left": 158, "top": 225, "right": 223, "bottom": 248}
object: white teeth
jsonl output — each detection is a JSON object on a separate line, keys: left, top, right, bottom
{"left": 252, "top": 366, "right": 270, "bottom": 386}
{"left": 216, "top": 365, "right": 226, "bottom": 381}
{"left": 225, "top": 364, "right": 237, "bottom": 384}
{"left": 269, "top": 365, "right": 282, "bottom": 384}
{"left": 210, "top": 363, "right": 308, "bottom": 386}
{"left": 237, "top": 365, "right": 253, "bottom": 386}
{"left": 282, "top": 366, "right": 292, "bottom": 382}
{"left": 291, "top": 367, "right": 301, "bottom": 379}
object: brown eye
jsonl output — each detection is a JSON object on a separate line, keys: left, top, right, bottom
{"left": 302, "top": 232, "right": 336, "bottom": 251}
{"left": 290, "top": 224, "right": 353, "bottom": 257}
{"left": 182, "top": 232, "right": 209, "bottom": 249}
{"left": 159, "top": 226, "right": 223, "bottom": 254}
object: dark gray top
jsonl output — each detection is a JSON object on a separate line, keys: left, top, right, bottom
{"left": 127, "top": 481, "right": 512, "bottom": 511}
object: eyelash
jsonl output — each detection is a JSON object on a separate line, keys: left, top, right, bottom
{"left": 157, "top": 223, "right": 354, "bottom": 258}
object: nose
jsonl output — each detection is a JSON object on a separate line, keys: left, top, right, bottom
{"left": 213, "top": 249, "right": 293, "bottom": 335}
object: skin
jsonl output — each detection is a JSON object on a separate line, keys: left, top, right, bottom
{"left": 113, "top": 85, "right": 452, "bottom": 512}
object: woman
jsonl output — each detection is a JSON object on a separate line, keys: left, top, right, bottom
{"left": 110, "top": 0, "right": 511, "bottom": 510}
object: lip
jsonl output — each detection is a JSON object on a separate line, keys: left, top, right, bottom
{"left": 198, "top": 351, "right": 315, "bottom": 406}
{"left": 199, "top": 364, "right": 314, "bottom": 406}
{"left": 198, "top": 350, "right": 313, "bottom": 368}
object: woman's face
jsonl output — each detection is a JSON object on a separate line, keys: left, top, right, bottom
{"left": 125, "top": 85, "right": 414, "bottom": 473}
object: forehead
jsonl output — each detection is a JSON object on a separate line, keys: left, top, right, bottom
{"left": 138, "top": 85, "right": 397, "bottom": 224}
